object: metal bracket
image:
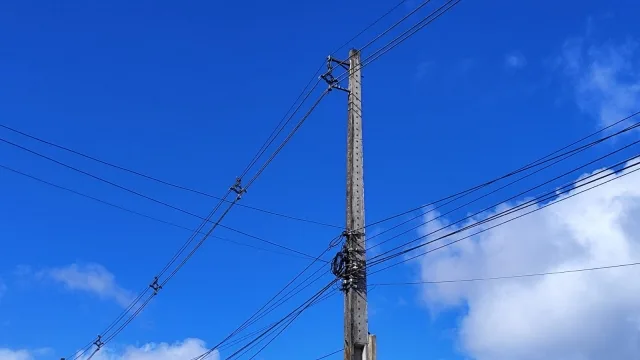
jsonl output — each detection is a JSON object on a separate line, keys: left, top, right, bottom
{"left": 94, "top": 335, "right": 104, "bottom": 349}
{"left": 149, "top": 277, "right": 162, "bottom": 295}
{"left": 230, "top": 177, "right": 247, "bottom": 200}
{"left": 320, "top": 56, "right": 350, "bottom": 93}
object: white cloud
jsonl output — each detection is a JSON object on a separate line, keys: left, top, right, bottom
{"left": 0, "top": 340, "right": 218, "bottom": 360}
{"left": 419, "top": 162, "right": 640, "bottom": 359}
{"left": 79, "top": 339, "right": 219, "bottom": 360}
{"left": 0, "top": 348, "right": 32, "bottom": 360}
{"left": 41, "top": 263, "right": 134, "bottom": 308}
{"left": 505, "top": 52, "right": 527, "bottom": 69}
{"left": 559, "top": 38, "right": 640, "bottom": 127}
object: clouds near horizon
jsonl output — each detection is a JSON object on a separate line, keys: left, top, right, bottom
{"left": 0, "top": 339, "right": 218, "bottom": 360}
{"left": 419, "top": 161, "right": 640, "bottom": 359}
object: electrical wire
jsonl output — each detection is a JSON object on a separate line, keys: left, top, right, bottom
{"left": 226, "top": 280, "right": 339, "bottom": 360}
{"left": 245, "top": 90, "right": 329, "bottom": 189}
{"left": 232, "top": 290, "right": 339, "bottom": 360}
{"left": 69, "top": 193, "right": 238, "bottom": 359}
{"left": 193, "top": 279, "right": 339, "bottom": 360}
{"left": 0, "top": 136, "right": 320, "bottom": 262}
{"left": 174, "top": 94, "right": 338, "bottom": 359}
{"left": 370, "top": 261, "right": 640, "bottom": 286}
{"left": 112, "top": 103, "right": 336, "bottom": 357}
{"left": 358, "top": 0, "right": 432, "bottom": 52}
{"left": 369, "top": 140, "right": 640, "bottom": 264}
{"left": 218, "top": 224, "right": 328, "bottom": 263}
{"left": 0, "top": 163, "right": 323, "bottom": 261}
{"left": 66, "top": 192, "right": 233, "bottom": 360}
{"left": 183, "top": 4, "right": 474, "bottom": 354}
{"left": 371, "top": 155, "right": 640, "bottom": 267}
{"left": 334, "top": 0, "right": 409, "bottom": 53}
{"left": 97, "top": 90, "right": 332, "bottom": 357}
{"left": 329, "top": 0, "right": 439, "bottom": 71}
{"left": 333, "top": 0, "right": 461, "bottom": 86}
{"left": 250, "top": 267, "right": 333, "bottom": 327}
{"left": 359, "top": 0, "right": 460, "bottom": 70}
{"left": 364, "top": 111, "right": 640, "bottom": 230}
{"left": 219, "top": 286, "right": 339, "bottom": 356}
{"left": 368, "top": 158, "right": 640, "bottom": 274}
{"left": 187, "top": 237, "right": 340, "bottom": 360}
{"left": 237, "top": 0, "right": 412, "bottom": 185}
{"left": 51, "top": 3, "right": 427, "bottom": 352}
{"left": 0, "top": 123, "right": 340, "bottom": 229}
{"left": 239, "top": 79, "right": 323, "bottom": 179}
{"left": 367, "top": 120, "right": 640, "bottom": 251}
{"left": 314, "top": 349, "right": 343, "bottom": 360}
{"left": 64, "top": 85, "right": 331, "bottom": 359}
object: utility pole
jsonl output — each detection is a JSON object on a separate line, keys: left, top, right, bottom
{"left": 343, "top": 48, "right": 369, "bottom": 360}
{"left": 323, "top": 49, "right": 374, "bottom": 360}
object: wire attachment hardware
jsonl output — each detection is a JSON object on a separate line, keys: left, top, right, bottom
{"left": 149, "top": 277, "right": 162, "bottom": 295}
{"left": 93, "top": 335, "right": 104, "bottom": 349}
{"left": 230, "top": 177, "right": 247, "bottom": 200}
{"left": 320, "top": 55, "right": 350, "bottom": 93}
{"left": 331, "top": 230, "right": 366, "bottom": 292}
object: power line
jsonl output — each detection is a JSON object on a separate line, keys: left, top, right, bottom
{"left": 314, "top": 349, "right": 343, "bottom": 359}
{"left": 370, "top": 261, "right": 640, "bottom": 286}
{"left": 175, "top": 95, "right": 340, "bottom": 360}
{"left": 358, "top": 0, "right": 432, "bottom": 52}
{"left": 0, "top": 136, "right": 321, "bottom": 261}
{"left": 365, "top": 111, "right": 640, "bottom": 231}
{"left": 216, "top": 284, "right": 339, "bottom": 356}
{"left": 367, "top": 119, "right": 640, "bottom": 251}
{"left": 58, "top": 4, "right": 469, "bottom": 354}
{"left": 235, "top": 289, "right": 339, "bottom": 360}
{"left": 244, "top": 90, "right": 329, "bottom": 189}
{"left": 64, "top": 80, "right": 332, "bottom": 359}
{"left": 328, "top": 0, "right": 441, "bottom": 75}
{"left": 0, "top": 135, "right": 229, "bottom": 220}
{"left": 238, "top": 79, "right": 323, "bottom": 179}
{"left": 333, "top": 0, "right": 461, "bottom": 86}
{"left": 17, "top": 2, "right": 447, "bottom": 355}
{"left": 185, "top": 4, "right": 472, "bottom": 356}
{"left": 371, "top": 156, "right": 640, "bottom": 267}
{"left": 336, "top": 0, "right": 409, "bottom": 53}
{"left": 0, "top": 163, "right": 322, "bottom": 261}
{"left": 226, "top": 280, "right": 339, "bottom": 360}
{"left": 360, "top": 0, "right": 460, "bottom": 69}
{"left": 368, "top": 158, "right": 640, "bottom": 274}
{"left": 237, "top": 0, "right": 411, "bottom": 187}
{"left": 0, "top": 123, "right": 339, "bottom": 229}
{"left": 189, "top": 238, "right": 340, "bottom": 360}
{"left": 78, "top": 194, "right": 240, "bottom": 358}
{"left": 193, "top": 279, "right": 339, "bottom": 360}
{"left": 369, "top": 140, "right": 640, "bottom": 265}
{"left": 218, "top": 224, "right": 329, "bottom": 263}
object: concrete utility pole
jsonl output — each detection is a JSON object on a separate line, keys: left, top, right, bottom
{"left": 343, "top": 48, "right": 369, "bottom": 360}
{"left": 323, "top": 48, "right": 375, "bottom": 360}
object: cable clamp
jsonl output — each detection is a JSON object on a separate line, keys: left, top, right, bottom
{"left": 149, "top": 277, "right": 162, "bottom": 295}
{"left": 94, "top": 335, "right": 104, "bottom": 349}
{"left": 230, "top": 177, "right": 247, "bottom": 200}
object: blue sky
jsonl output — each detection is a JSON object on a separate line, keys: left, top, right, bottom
{"left": 1, "top": 1, "right": 640, "bottom": 359}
